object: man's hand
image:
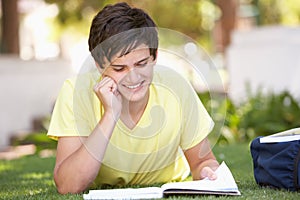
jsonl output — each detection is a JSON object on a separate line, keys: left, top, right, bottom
{"left": 93, "top": 76, "right": 122, "bottom": 119}
{"left": 184, "top": 138, "right": 219, "bottom": 181}
{"left": 200, "top": 166, "right": 217, "bottom": 180}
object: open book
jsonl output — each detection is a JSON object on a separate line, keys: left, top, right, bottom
{"left": 259, "top": 127, "right": 300, "bottom": 143}
{"left": 83, "top": 162, "right": 240, "bottom": 200}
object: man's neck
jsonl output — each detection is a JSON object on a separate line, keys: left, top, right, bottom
{"left": 120, "top": 91, "right": 149, "bottom": 129}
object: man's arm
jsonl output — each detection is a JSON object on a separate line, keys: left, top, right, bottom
{"left": 53, "top": 76, "right": 122, "bottom": 194}
{"left": 184, "top": 137, "right": 219, "bottom": 180}
{"left": 53, "top": 112, "right": 117, "bottom": 194}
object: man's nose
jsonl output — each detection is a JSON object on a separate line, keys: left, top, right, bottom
{"left": 126, "top": 68, "right": 140, "bottom": 81}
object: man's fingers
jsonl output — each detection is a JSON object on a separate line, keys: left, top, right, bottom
{"left": 200, "top": 166, "right": 217, "bottom": 180}
{"left": 94, "top": 77, "right": 116, "bottom": 92}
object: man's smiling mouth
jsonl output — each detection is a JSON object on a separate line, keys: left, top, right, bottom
{"left": 123, "top": 81, "right": 145, "bottom": 89}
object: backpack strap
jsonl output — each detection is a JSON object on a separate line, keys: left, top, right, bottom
{"left": 293, "top": 148, "right": 300, "bottom": 190}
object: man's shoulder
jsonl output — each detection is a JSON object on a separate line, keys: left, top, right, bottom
{"left": 63, "top": 70, "right": 100, "bottom": 91}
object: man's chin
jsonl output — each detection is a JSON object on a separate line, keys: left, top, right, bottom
{"left": 120, "top": 88, "right": 149, "bottom": 103}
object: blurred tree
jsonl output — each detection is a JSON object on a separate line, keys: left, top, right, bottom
{"left": 253, "top": 0, "right": 281, "bottom": 24}
{"left": 45, "top": 0, "right": 108, "bottom": 25}
{"left": 2, "top": 0, "right": 299, "bottom": 56}
{"left": 136, "top": 0, "right": 207, "bottom": 40}
{"left": 44, "top": 0, "right": 220, "bottom": 51}
{"left": 253, "top": 0, "right": 300, "bottom": 26}
{"left": 213, "top": 0, "right": 238, "bottom": 53}
{"left": 1, "top": 0, "right": 19, "bottom": 54}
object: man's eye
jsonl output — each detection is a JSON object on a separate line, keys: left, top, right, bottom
{"left": 136, "top": 62, "right": 148, "bottom": 67}
{"left": 113, "top": 67, "right": 125, "bottom": 72}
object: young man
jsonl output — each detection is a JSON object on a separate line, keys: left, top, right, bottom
{"left": 48, "top": 2, "right": 219, "bottom": 194}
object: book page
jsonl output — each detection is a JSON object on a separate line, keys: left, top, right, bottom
{"left": 83, "top": 187, "right": 163, "bottom": 200}
{"left": 83, "top": 162, "right": 240, "bottom": 199}
{"left": 161, "top": 162, "right": 240, "bottom": 193}
{"left": 259, "top": 127, "right": 300, "bottom": 143}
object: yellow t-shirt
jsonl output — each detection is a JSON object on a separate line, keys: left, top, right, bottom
{"left": 48, "top": 65, "right": 214, "bottom": 186}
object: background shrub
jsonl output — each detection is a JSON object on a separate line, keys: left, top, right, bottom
{"left": 199, "top": 89, "right": 300, "bottom": 144}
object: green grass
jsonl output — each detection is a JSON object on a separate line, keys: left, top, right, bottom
{"left": 0, "top": 143, "right": 299, "bottom": 199}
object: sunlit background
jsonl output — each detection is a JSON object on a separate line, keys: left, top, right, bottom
{"left": 1, "top": 0, "right": 300, "bottom": 152}
{"left": 9, "top": 0, "right": 300, "bottom": 62}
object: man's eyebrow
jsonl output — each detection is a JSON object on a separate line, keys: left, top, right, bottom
{"left": 110, "top": 56, "right": 151, "bottom": 67}
{"left": 135, "top": 56, "right": 151, "bottom": 64}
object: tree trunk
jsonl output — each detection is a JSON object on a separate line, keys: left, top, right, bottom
{"left": 1, "top": 0, "right": 19, "bottom": 54}
{"left": 213, "top": 0, "right": 238, "bottom": 53}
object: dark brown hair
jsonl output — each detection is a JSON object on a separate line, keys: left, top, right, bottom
{"left": 88, "top": 2, "right": 158, "bottom": 68}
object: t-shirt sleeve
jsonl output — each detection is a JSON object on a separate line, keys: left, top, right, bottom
{"left": 178, "top": 77, "right": 214, "bottom": 150}
{"left": 47, "top": 78, "right": 92, "bottom": 140}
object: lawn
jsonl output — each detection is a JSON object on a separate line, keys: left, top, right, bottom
{"left": 0, "top": 143, "right": 299, "bottom": 200}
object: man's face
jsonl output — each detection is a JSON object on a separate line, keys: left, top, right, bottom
{"left": 101, "top": 45, "right": 156, "bottom": 102}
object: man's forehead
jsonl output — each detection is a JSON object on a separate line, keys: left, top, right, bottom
{"left": 112, "top": 48, "right": 150, "bottom": 64}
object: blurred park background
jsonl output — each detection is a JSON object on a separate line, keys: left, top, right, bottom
{"left": 1, "top": 0, "right": 300, "bottom": 157}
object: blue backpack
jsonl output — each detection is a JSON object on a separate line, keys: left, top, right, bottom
{"left": 250, "top": 137, "right": 300, "bottom": 191}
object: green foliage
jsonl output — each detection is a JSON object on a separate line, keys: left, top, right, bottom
{"left": 199, "top": 92, "right": 243, "bottom": 144}
{"left": 44, "top": 0, "right": 219, "bottom": 51}
{"left": 237, "top": 89, "right": 300, "bottom": 138}
{"left": 11, "top": 132, "right": 57, "bottom": 153}
{"left": 10, "top": 115, "right": 56, "bottom": 153}
{"left": 253, "top": 0, "right": 300, "bottom": 26}
{"left": 45, "top": 0, "right": 107, "bottom": 25}
{"left": 199, "top": 89, "right": 300, "bottom": 144}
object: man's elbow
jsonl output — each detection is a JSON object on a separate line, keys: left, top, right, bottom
{"left": 55, "top": 181, "right": 86, "bottom": 194}
{"left": 56, "top": 185, "right": 84, "bottom": 194}
{"left": 54, "top": 173, "right": 87, "bottom": 194}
